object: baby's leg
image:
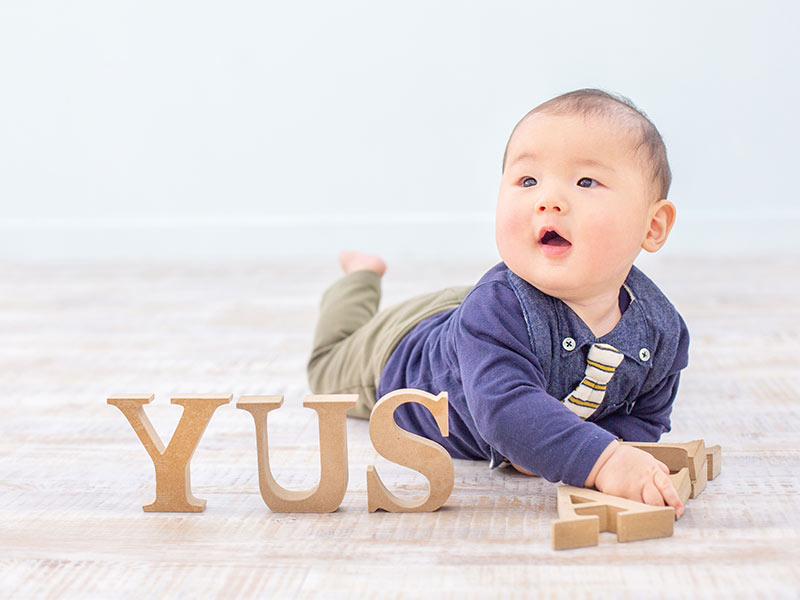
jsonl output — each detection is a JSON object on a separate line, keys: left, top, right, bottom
{"left": 307, "top": 252, "right": 387, "bottom": 418}
{"left": 307, "top": 251, "right": 470, "bottom": 420}
{"left": 310, "top": 252, "right": 386, "bottom": 352}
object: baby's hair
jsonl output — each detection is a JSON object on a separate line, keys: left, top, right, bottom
{"left": 501, "top": 88, "right": 672, "bottom": 200}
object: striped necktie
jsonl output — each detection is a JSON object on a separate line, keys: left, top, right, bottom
{"left": 563, "top": 343, "right": 624, "bottom": 420}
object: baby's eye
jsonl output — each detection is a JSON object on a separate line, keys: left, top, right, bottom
{"left": 577, "top": 177, "right": 598, "bottom": 188}
{"left": 521, "top": 177, "right": 538, "bottom": 188}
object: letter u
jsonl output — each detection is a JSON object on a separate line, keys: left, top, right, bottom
{"left": 237, "top": 395, "right": 357, "bottom": 512}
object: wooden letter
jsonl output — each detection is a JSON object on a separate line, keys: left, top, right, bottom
{"left": 366, "top": 389, "right": 454, "bottom": 513}
{"left": 706, "top": 444, "right": 722, "bottom": 480}
{"left": 237, "top": 394, "right": 357, "bottom": 512}
{"left": 107, "top": 394, "right": 232, "bottom": 512}
{"left": 552, "top": 485, "right": 675, "bottom": 550}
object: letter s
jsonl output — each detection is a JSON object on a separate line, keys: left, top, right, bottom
{"left": 366, "top": 389, "right": 454, "bottom": 512}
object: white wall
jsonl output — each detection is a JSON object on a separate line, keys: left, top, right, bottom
{"left": 1, "top": 1, "right": 798, "bottom": 259}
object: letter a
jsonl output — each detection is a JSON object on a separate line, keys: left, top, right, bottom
{"left": 237, "top": 395, "right": 357, "bottom": 512}
{"left": 107, "top": 394, "right": 231, "bottom": 512}
{"left": 367, "top": 389, "right": 454, "bottom": 512}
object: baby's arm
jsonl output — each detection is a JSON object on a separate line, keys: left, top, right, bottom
{"left": 454, "top": 278, "right": 683, "bottom": 513}
{"left": 584, "top": 439, "right": 684, "bottom": 515}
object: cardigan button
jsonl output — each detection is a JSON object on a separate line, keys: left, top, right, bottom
{"left": 562, "top": 337, "right": 576, "bottom": 351}
{"left": 639, "top": 348, "right": 651, "bottom": 361}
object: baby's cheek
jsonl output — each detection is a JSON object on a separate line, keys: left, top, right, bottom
{"left": 587, "top": 219, "right": 636, "bottom": 269}
{"left": 496, "top": 218, "right": 515, "bottom": 245}
{"left": 497, "top": 205, "right": 528, "bottom": 243}
{"left": 495, "top": 206, "right": 529, "bottom": 267}
{"left": 497, "top": 223, "right": 525, "bottom": 263}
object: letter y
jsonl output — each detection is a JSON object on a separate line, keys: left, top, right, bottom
{"left": 107, "top": 394, "right": 231, "bottom": 512}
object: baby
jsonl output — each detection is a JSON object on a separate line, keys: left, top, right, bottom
{"left": 307, "top": 89, "right": 688, "bottom": 513}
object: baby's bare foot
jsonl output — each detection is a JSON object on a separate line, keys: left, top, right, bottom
{"left": 338, "top": 251, "right": 387, "bottom": 276}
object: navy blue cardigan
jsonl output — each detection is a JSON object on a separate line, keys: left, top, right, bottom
{"left": 378, "top": 262, "right": 690, "bottom": 487}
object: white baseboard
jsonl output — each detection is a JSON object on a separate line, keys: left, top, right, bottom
{"left": 1, "top": 211, "right": 798, "bottom": 260}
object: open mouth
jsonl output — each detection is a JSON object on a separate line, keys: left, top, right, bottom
{"left": 539, "top": 229, "right": 572, "bottom": 247}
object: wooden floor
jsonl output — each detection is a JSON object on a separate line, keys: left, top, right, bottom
{"left": 1, "top": 255, "right": 799, "bottom": 598}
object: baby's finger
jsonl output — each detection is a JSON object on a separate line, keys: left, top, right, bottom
{"left": 641, "top": 479, "right": 665, "bottom": 507}
{"left": 653, "top": 470, "right": 684, "bottom": 516}
{"left": 656, "top": 459, "right": 670, "bottom": 475}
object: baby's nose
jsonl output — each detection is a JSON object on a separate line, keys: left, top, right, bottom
{"left": 536, "top": 197, "right": 566, "bottom": 213}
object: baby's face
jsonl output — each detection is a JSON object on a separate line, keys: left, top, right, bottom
{"left": 496, "top": 111, "right": 658, "bottom": 303}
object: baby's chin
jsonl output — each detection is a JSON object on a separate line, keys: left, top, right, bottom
{"left": 499, "top": 247, "right": 590, "bottom": 300}
{"left": 516, "top": 265, "right": 611, "bottom": 304}
{"left": 526, "top": 278, "right": 575, "bottom": 301}
{"left": 509, "top": 265, "right": 575, "bottom": 300}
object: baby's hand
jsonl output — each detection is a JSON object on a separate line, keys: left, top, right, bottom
{"left": 586, "top": 440, "right": 684, "bottom": 516}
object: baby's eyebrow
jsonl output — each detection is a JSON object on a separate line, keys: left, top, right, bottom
{"left": 509, "top": 152, "right": 537, "bottom": 167}
{"left": 574, "top": 158, "right": 617, "bottom": 173}
{"left": 510, "top": 153, "right": 617, "bottom": 173}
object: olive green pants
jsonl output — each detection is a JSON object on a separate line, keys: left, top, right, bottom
{"left": 306, "top": 270, "right": 471, "bottom": 419}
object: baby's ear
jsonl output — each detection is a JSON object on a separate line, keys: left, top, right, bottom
{"left": 642, "top": 199, "right": 676, "bottom": 253}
